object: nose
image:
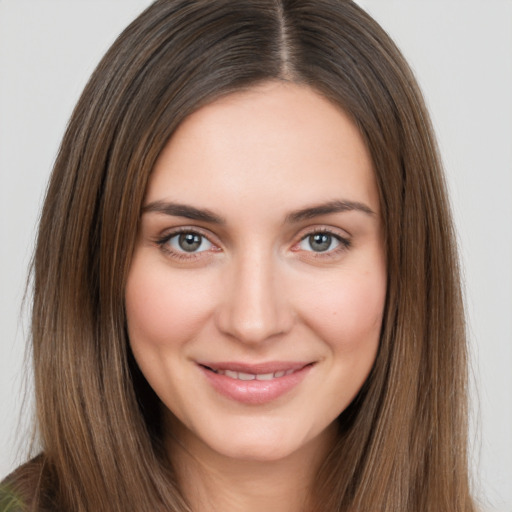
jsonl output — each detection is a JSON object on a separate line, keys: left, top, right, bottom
{"left": 215, "top": 251, "right": 294, "bottom": 345}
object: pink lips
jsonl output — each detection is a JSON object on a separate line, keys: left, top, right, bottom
{"left": 198, "top": 361, "right": 314, "bottom": 405}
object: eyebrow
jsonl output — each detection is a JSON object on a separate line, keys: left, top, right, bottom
{"left": 142, "top": 198, "right": 375, "bottom": 225}
{"left": 285, "top": 200, "right": 375, "bottom": 223}
{"left": 142, "top": 201, "right": 225, "bottom": 224}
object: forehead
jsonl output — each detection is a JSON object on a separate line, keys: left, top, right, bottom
{"left": 146, "top": 81, "right": 379, "bottom": 217}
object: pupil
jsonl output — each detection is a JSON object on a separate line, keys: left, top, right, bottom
{"left": 179, "top": 233, "right": 201, "bottom": 252}
{"left": 310, "top": 233, "right": 331, "bottom": 252}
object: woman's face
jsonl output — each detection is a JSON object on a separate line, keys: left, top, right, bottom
{"left": 125, "top": 82, "right": 386, "bottom": 463}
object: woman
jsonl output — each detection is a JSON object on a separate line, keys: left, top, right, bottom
{"left": 1, "top": 0, "right": 476, "bottom": 510}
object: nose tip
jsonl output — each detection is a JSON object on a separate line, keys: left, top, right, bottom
{"left": 215, "top": 260, "right": 293, "bottom": 345}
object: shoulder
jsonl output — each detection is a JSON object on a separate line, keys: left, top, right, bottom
{"left": 0, "top": 481, "right": 25, "bottom": 512}
{"left": 0, "top": 454, "right": 53, "bottom": 512}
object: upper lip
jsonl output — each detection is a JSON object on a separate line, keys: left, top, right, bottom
{"left": 197, "top": 361, "right": 313, "bottom": 374}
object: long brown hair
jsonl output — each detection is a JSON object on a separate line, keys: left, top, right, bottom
{"left": 7, "top": 0, "right": 475, "bottom": 510}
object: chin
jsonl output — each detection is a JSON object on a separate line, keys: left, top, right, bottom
{"left": 215, "top": 440, "right": 296, "bottom": 462}
{"left": 197, "top": 417, "right": 335, "bottom": 465}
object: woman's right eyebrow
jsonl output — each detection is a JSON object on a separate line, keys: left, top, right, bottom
{"left": 142, "top": 200, "right": 226, "bottom": 225}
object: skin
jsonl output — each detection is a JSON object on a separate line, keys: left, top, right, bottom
{"left": 125, "top": 81, "right": 387, "bottom": 512}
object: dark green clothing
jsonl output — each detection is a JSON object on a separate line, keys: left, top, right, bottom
{"left": 0, "top": 483, "right": 24, "bottom": 512}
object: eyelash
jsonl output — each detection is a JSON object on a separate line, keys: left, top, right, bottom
{"left": 154, "top": 227, "right": 351, "bottom": 261}
{"left": 294, "top": 229, "right": 351, "bottom": 259}
{"left": 154, "top": 227, "right": 218, "bottom": 261}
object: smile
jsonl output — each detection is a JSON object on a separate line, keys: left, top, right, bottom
{"left": 198, "top": 362, "right": 314, "bottom": 405}
{"left": 209, "top": 368, "right": 297, "bottom": 380}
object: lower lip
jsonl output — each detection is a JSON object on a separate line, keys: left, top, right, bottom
{"left": 199, "top": 364, "right": 313, "bottom": 405}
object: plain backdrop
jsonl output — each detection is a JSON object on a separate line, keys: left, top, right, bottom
{"left": 1, "top": 1, "right": 511, "bottom": 511}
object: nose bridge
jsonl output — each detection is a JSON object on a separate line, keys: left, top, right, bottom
{"left": 216, "top": 245, "right": 292, "bottom": 344}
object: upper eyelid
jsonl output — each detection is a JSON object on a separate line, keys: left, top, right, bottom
{"left": 294, "top": 224, "right": 351, "bottom": 241}
{"left": 157, "top": 226, "right": 218, "bottom": 242}
{"left": 295, "top": 229, "right": 350, "bottom": 248}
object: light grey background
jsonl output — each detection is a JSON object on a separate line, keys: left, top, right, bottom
{"left": 1, "top": 1, "right": 511, "bottom": 511}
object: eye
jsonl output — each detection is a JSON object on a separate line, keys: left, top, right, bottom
{"left": 165, "top": 231, "right": 213, "bottom": 253}
{"left": 298, "top": 232, "right": 345, "bottom": 253}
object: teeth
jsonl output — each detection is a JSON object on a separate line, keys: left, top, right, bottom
{"left": 256, "top": 372, "right": 274, "bottom": 381}
{"left": 215, "top": 369, "right": 296, "bottom": 380}
{"left": 238, "top": 372, "right": 256, "bottom": 381}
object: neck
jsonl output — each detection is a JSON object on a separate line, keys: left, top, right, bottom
{"left": 166, "top": 420, "right": 336, "bottom": 512}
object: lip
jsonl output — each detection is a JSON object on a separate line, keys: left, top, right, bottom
{"left": 197, "top": 361, "right": 314, "bottom": 405}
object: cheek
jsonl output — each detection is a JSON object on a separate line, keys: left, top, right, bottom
{"left": 299, "top": 265, "right": 386, "bottom": 355}
{"left": 124, "top": 255, "right": 214, "bottom": 351}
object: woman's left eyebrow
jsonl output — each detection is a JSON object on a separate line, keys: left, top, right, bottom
{"left": 285, "top": 200, "right": 375, "bottom": 223}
